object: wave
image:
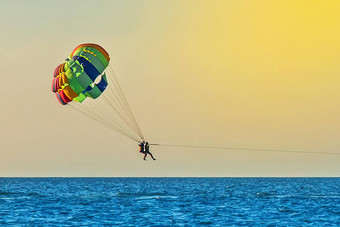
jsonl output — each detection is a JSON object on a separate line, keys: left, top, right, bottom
{"left": 115, "top": 192, "right": 169, "bottom": 197}
{"left": 115, "top": 192, "right": 177, "bottom": 200}
{"left": 0, "top": 191, "right": 44, "bottom": 198}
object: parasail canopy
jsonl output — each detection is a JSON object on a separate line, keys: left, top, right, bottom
{"left": 52, "top": 43, "right": 144, "bottom": 142}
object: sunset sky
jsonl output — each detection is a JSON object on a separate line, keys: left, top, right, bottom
{"left": 0, "top": 0, "right": 339, "bottom": 177}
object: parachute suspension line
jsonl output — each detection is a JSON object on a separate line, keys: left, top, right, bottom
{"left": 100, "top": 94, "right": 133, "bottom": 128}
{"left": 151, "top": 144, "right": 340, "bottom": 155}
{"left": 86, "top": 92, "right": 130, "bottom": 131}
{"left": 82, "top": 96, "right": 137, "bottom": 138}
{"left": 107, "top": 65, "right": 145, "bottom": 140}
{"left": 101, "top": 83, "right": 143, "bottom": 139}
{"left": 65, "top": 65, "right": 145, "bottom": 143}
{"left": 69, "top": 100, "right": 140, "bottom": 142}
{"left": 104, "top": 67, "right": 144, "bottom": 140}
{"left": 85, "top": 95, "right": 141, "bottom": 142}
{"left": 67, "top": 103, "right": 140, "bottom": 142}
{"left": 100, "top": 66, "right": 144, "bottom": 141}
{"left": 102, "top": 84, "right": 134, "bottom": 134}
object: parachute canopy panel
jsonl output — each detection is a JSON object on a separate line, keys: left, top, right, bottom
{"left": 51, "top": 43, "right": 110, "bottom": 105}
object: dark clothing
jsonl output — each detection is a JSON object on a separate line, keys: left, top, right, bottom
{"left": 143, "top": 144, "right": 156, "bottom": 160}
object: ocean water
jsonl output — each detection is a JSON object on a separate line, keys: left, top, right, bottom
{"left": 0, "top": 178, "right": 339, "bottom": 226}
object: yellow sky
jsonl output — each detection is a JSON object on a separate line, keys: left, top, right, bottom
{"left": 0, "top": 0, "right": 339, "bottom": 176}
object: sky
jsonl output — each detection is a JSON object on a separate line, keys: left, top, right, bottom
{"left": 0, "top": 0, "right": 339, "bottom": 177}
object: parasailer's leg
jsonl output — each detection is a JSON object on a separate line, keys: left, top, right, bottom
{"left": 143, "top": 153, "right": 147, "bottom": 160}
{"left": 148, "top": 152, "right": 156, "bottom": 160}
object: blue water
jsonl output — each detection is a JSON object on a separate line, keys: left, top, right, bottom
{"left": 0, "top": 178, "right": 339, "bottom": 226}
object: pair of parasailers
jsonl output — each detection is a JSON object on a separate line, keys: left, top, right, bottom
{"left": 139, "top": 141, "right": 156, "bottom": 161}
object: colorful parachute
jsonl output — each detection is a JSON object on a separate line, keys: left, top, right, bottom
{"left": 52, "top": 44, "right": 110, "bottom": 105}
{"left": 51, "top": 44, "right": 144, "bottom": 142}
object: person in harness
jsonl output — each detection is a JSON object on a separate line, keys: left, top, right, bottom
{"left": 140, "top": 142, "right": 156, "bottom": 161}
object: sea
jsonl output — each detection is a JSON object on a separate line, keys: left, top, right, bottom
{"left": 0, "top": 178, "right": 339, "bottom": 226}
